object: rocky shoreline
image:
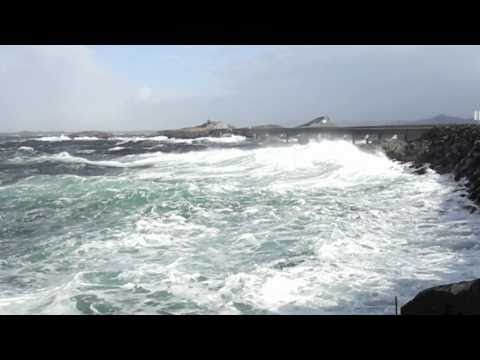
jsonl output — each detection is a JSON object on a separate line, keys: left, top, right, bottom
{"left": 379, "top": 125, "right": 480, "bottom": 314}
{"left": 381, "top": 125, "right": 480, "bottom": 211}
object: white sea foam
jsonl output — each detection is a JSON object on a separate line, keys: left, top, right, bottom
{"left": 35, "top": 134, "right": 72, "bottom": 142}
{"left": 33, "top": 135, "right": 109, "bottom": 142}
{"left": 71, "top": 136, "right": 102, "bottom": 141}
{"left": 112, "top": 135, "right": 246, "bottom": 145}
{"left": 18, "top": 146, "right": 34, "bottom": 152}
{"left": 180, "top": 135, "right": 247, "bottom": 144}
{"left": 2, "top": 139, "right": 480, "bottom": 314}
{"left": 42, "top": 152, "right": 128, "bottom": 167}
{"left": 108, "top": 146, "right": 125, "bottom": 152}
{"left": 113, "top": 136, "right": 168, "bottom": 144}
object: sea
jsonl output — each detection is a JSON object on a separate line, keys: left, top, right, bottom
{"left": 1, "top": 133, "right": 480, "bottom": 314}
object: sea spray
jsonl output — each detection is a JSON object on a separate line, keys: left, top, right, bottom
{"left": 1, "top": 136, "right": 480, "bottom": 314}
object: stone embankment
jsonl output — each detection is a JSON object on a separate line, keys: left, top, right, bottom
{"left": 382, "top": 125, "right": 480, "bottom": 211}
{"left": 380, "top": 125, "right": 480, "bottom": 314}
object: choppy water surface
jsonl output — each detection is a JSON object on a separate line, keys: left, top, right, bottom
{"left": 1, "top": 134, "right": 480, "bottom": 314}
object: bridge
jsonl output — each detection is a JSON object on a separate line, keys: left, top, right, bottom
{"left": 229, "top": 125, "right": 437, "bottom": 144}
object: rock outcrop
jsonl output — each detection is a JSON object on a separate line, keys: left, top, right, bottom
{"left": 401, "top": 279, "right": 480, "bottom": 315}
{"left": 157, "top": 120, "right": 234, "bottom": 139}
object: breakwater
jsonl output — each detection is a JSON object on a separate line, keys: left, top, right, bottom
{"left": 380, "top": 124, "right": 480, "bottom": 314}
{"left": 381, "top": 125, "right": 480, "bottom": 212}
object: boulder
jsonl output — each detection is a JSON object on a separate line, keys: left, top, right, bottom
{"left": 401, "top": 279, "right": 480, "bottom": 315}
{"left": 380, "top": 139, "right": 408, "bottom": 161}
{"left": 413, "top": 166, "right": 427, "bottom": 175}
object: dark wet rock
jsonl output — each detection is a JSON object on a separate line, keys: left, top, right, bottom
{"left": 413, "top": 168, "right": 427, "bottom": 175}
{"left": 382, "top": 125, "right": 480, "bottom": 208}
{"left": 463, "top": 205, "right": 478, "bottom": 214}
{"left": 273, "top": 259, "right": 305, "bottom": 270}
{"left": 401, "top": 279, "right": 480, "bottom": 315}
{"left": 412, "top": 163, "right": 428, "bottom": 175}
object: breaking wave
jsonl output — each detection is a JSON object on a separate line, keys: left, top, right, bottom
{"left": 1, "top": 138, "right": 480, "bottom": 314}
{"left": 35, "top": 134, "right": 73, "bottom": 142}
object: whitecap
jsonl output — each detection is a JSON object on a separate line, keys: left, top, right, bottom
{"left": 112, "top": 136, "right": 168, "bottom": 145}
{"left": 108, "top": 146, "right": 125, "bottom": 152}
{"left": 35, "top": 134, "right": 72, "bottom": 142}
{"left": 71, "top": 136, "right": 102, "bottom": 141}
{"left": 18, "top": 146, "right": 34, "bottom": 152}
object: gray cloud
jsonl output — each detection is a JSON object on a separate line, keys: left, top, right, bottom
{"left": 209, "top": 46, "right": 480, "bottom": 125}
{"left": 1, "top": 45, "right": 480, "bottom": 132}
{"left": 0, "top": 46, "right": 132, "bottom": 132}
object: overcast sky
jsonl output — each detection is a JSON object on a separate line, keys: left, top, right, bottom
{"left": 0, "top": 45, "right": 479, "bottom": 132}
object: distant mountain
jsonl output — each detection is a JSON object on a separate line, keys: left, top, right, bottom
{"left": 297, "top": 116, "right": 335, "bottom": 128}
{"left": 409, "top": 114, "right": 476, "bottom": 125}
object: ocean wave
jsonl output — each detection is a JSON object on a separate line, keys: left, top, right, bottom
{"left": 4, "top": 152, "right": 125, "bottom": 168}
{"left": 35, "top": 134, "right": 72, "bottom": 142}
{"left": 34, "top": 135, "right": 106, "bottom": 142}
{"left": 18, "top": 146, "right": 34, "bottom": 152}
{"left": 177, "top": 135, "right": 247, "bottom": 144}
{"left": 108, "top": 146, "right": 125, "bottom": 152}
{"left": 71, "top": 136, "right": 103, "bottom": 141}
{"left": 0, "top": 139, "right": 425, "bottom": 180}
{"left": 113, "top": 136, "right": 169, "bottom": 144}
{"left": 17, "top": 145, "right": 247, "bottom": 169}
{"left": 112, "top": 135, "right": 246, "bottom": 145}
{"left": 46, "top": 152, "right": 136, "bottom": 168}
{"left": 4, "top": 138, "right": 480, "bottom": 314}
{"left": 29, "top": 134, "right": 246, "bottom": 146}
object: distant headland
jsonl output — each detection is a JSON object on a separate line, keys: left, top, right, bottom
{"left": 1, "top": 113, "right": 475, "bottom": 137}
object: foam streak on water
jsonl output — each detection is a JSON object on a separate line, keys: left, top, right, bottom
{"left": 1, "top": 137, "right": 480, "bottom": 314}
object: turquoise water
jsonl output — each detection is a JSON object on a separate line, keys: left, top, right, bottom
{"left": 1, "top": 134, "right": 480, "bottom": 314}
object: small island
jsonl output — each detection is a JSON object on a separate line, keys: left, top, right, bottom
{"left": 156, "top": 120, "right": 235, "bottom": 139}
